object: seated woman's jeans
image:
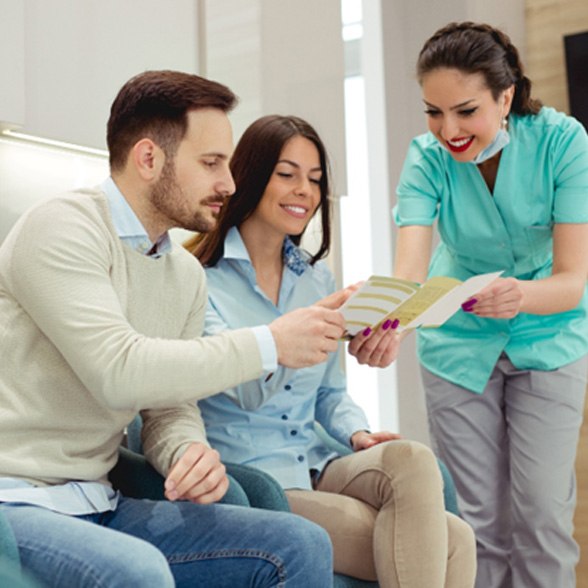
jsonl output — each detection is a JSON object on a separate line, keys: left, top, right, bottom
{"left": 1, "top": 496, "right": 333, "bottom": 587}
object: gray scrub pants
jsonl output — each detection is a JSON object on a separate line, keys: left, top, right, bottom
{"left": 422, "top": 353, "right": 588, "bottom": 588}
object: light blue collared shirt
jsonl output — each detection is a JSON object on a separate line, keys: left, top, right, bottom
{"left": 199, "top": 227, "right": 370, "bottom": 490}
{"left": 102, "top": 177, "right": 173, "bottom": 257}
{"left": 0, "top": 179, "right": 275, "bottom": 513}
{"left": 0, "top": 478, "right": 118, "bottom": 516}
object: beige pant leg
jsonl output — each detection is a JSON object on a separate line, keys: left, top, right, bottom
{"left": 312, "top": 440, "right": 474, "bottom": 588}
{"left": 445, "top": 512, "right": 477, "bottom": 588}
{"left": 286, "top": 489, "right": 378, "bottom": 581}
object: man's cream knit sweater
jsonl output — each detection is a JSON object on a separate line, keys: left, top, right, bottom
{"left": 0, "top": 188, "right": 263, "bottom": 486}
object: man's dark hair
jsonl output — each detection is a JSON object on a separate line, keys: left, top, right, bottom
{"left": 107, "top": 70, "right": 237, "bottom": 171}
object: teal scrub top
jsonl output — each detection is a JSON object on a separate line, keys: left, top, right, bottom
{"left": 394, "top": 107, "right": 588, "bottom": 393}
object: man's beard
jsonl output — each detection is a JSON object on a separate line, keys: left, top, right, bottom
{"left": 150, "top": 159, "right": 223, "bottom": 233}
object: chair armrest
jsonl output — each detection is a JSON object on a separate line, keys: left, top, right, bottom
{"left": 109, "top": 448, "right": 256, "bottom": 507}
{"left": 437, "top": 459, "right": 459, "bottom": 515}
{"left": 0, "top": 509, "right": 20, "bottom": 566}
{"left": 225, "top": 463, "right": 290, "bottom": 512}
{"left": 0, "top": 557, "right": 43, "bottom": 588}
{"left": 314, "top": 422, "right": 352, "bottom": 455}
{"left": 334, "top": 573, "right": 378, "bottom": 587}
{"left": 109, "top": 446, "right": 166, "bottom": 500}
{"left": 0, "top": 511, "right": 44, "bottom": 587}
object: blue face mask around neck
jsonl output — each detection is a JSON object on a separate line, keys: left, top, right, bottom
{"left": 470, "top": 125, "right": 510, "bottom": 165}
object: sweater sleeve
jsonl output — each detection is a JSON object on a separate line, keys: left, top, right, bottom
{"left": 140, "top": 403, "right": 208, "bottom": 476}
{"left": 5, "top": 197, "right": 264, "bottom": 412}
{"left": 140, "top": 269, "right": 218, "bottom": 475}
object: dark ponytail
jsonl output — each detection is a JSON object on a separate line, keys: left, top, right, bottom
{"left": 417, "top": 22, "right": 542, "bottom": 115}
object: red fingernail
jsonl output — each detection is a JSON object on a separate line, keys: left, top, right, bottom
{"left": 461, "top": 298, "right": 477, "bottom": 311}
{"left": 391, "top": 318, "right": 400, "bottom": 329}
{"left": 362, "top": 327, "right": 372, "bottom": 336}
{"left": 382, "top": 319, "right": 392, "bottom": 330}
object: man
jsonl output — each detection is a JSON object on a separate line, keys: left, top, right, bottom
{"left": 0, "top": 70, "right": 341, "bottom": 587}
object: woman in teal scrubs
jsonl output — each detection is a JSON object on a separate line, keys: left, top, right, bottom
{"left": 394, "top": 21, "right": 588, "bottom": 588}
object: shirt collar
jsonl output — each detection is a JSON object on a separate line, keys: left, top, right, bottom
{"left": 282, "top": 237, "right": 310, "bottom": 276}
{"left": 224, "top": 226, "right": 251, "bottom": 262}
{"left": 101, "top": 177, "right": 172, "bottom": 257}
{"left": 224, "top": 226, "right": 309, "bottom": 276}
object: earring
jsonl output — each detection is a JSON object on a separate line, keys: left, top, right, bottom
{"left": 501, "top": 117, "right": 508, "bottom": 129}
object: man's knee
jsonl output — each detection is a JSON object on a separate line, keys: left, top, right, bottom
{"left": 110, "top": 545, "right": 174, "bottom": 588}
{"left": 276, "top": 513, "right": 333, "bottom": 582}
{"left": 283, "top": 511, "right": 332, "bottom": 554}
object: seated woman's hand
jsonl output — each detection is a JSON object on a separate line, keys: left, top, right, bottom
{"left": 462, "top": 276, "right": 523, "bottom": 318}
{"left": 347, "top": 319, "right": 401, "bottom": 368}
{"left": 351, "top": 430, "right": 402, "bottom": 451}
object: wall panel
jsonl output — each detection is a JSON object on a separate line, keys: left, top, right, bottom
{"left": 525, "top": 0, "right": 588, "bottom": 112}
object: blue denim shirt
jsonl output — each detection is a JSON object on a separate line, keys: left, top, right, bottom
{"left": 200, "top": 227, "right": 370, "bottom": 490}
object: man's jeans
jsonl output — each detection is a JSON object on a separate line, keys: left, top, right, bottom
{"left": 1, "top": 496, "right": 333, "bottom": 587}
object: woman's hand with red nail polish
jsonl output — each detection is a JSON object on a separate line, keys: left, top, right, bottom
{"left": 461, "top": 298, "right": 477, "bottom": 312}
{"left": 465, "top": 278, "right": 523, "bottom": 318}
{"left": 347, "top": 318, "right": 402, "bottom": 368}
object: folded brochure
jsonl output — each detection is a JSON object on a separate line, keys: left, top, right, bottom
{"left": 340, "top": 271, "right": 503, "bottom": 337}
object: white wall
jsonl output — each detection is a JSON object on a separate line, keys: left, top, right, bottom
{"left": 205, "top": 0, "right": 346, "bottom": 194}
{"left": 0, "top": 0, "right": 202, "bottom": 239}
{"left": 0, "top": 0, "right": 25, "bottom": 129}
{"left": 2, "top": 0, "right": 200, "bottom": 149}
{"left": 0, "top": 138, "right": 108, "bottom": 242}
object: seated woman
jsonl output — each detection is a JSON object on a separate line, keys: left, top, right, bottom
{"left": 186, "top": 115, "right": 476, "bottom": 587}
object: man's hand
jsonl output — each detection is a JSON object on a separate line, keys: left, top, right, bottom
{"left": 347, "top": 319, "right": 401, "bottom": 368}
{"left": 314, "top": 282, "right": 363, "bottom": 310}
{"left": 351, "top": 430, "right": 402, "bottom": 451}
{"left": 269, "top": 306, "right": 345, "bottom": 368}
{"left": 164, "top": 442, "right": 228, "bottom": 504}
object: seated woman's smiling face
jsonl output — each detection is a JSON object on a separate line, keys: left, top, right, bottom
{"left": 245, "top": 135, "right": 322, "bottom": 239}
